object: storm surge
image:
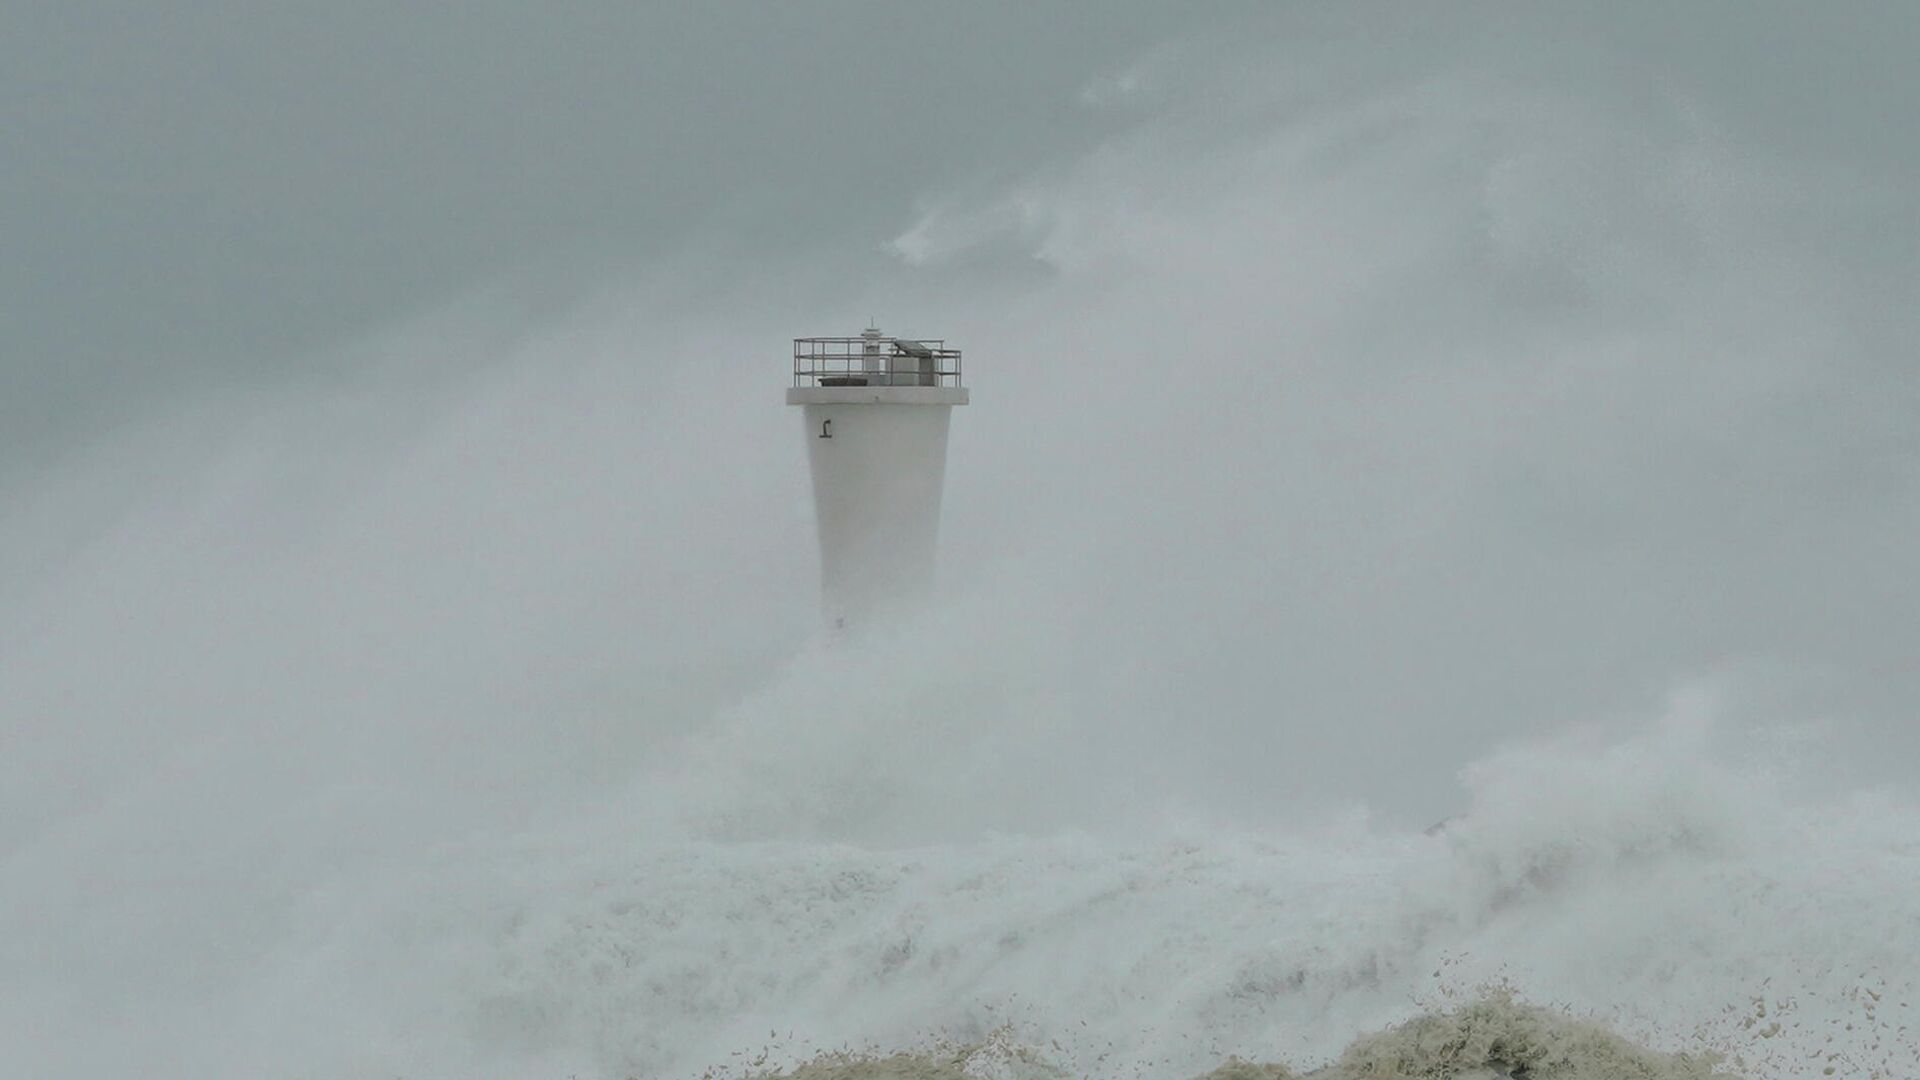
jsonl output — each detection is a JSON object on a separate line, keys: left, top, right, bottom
{"left": 256, "top": 639, "right": 1908, "bottom": 1080}
{"left": 6, "top": 603, "right": 1919, "bottom": 1080}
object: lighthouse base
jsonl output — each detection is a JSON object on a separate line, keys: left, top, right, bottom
{"left": 791, "top": 387, "right": 965, "bottom": 633}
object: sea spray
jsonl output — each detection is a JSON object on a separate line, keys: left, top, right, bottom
{"left": 439, "top": 713, "right": 1916, "bottom": 1079}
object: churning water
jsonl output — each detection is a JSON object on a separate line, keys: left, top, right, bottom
{"left": 11, "top": 613, "right": 1912, "bottom": 1080}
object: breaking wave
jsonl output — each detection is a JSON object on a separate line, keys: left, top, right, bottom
{"left": 379, "top": 664, "right": 1918, "bottom": 1080}
{"left": 5, "top": 601, "right": 1918, "bottom": 1080}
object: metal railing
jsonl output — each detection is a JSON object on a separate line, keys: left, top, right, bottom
{"left": 793, "top": 336, "right": 962, "bottom": 388}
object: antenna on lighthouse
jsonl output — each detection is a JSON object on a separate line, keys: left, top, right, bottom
{"left": 788, "top": 327, "right": 968, "bottom": 634}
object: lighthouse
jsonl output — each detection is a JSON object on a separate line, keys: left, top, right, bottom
{"left": 788, "top": 327, "right": 968, "bottom": 632}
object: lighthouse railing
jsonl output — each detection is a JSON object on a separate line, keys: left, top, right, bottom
{"left": 793, "top": 337, "right": 963, "bottom": 389}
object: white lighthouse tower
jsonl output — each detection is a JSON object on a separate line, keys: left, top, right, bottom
{"left": 788, "top": 327, "right": 968, "bottom": 632}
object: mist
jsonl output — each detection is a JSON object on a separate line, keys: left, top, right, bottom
{"left": 4, "top": 5, "right": 1918, "bottom": 1078}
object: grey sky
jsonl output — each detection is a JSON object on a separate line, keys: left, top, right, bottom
{"left": 3, "top": 3, "right": 1200, "bottom": 468}
{"left": 3, "top": 3, "right": 1918, "bottom": 838}
{"left": 8, "top": 2, "right": 1913, "bottom": 450}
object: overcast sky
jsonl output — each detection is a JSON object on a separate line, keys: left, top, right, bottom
{"left": 3, "top": 3, "right": 1199, "bottom": 468}
{"left": 4, "top": 3, "right": 1918, "bottom": 840}
{"left": 13, "top": 4, "right": 1909, "bottom": 458}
